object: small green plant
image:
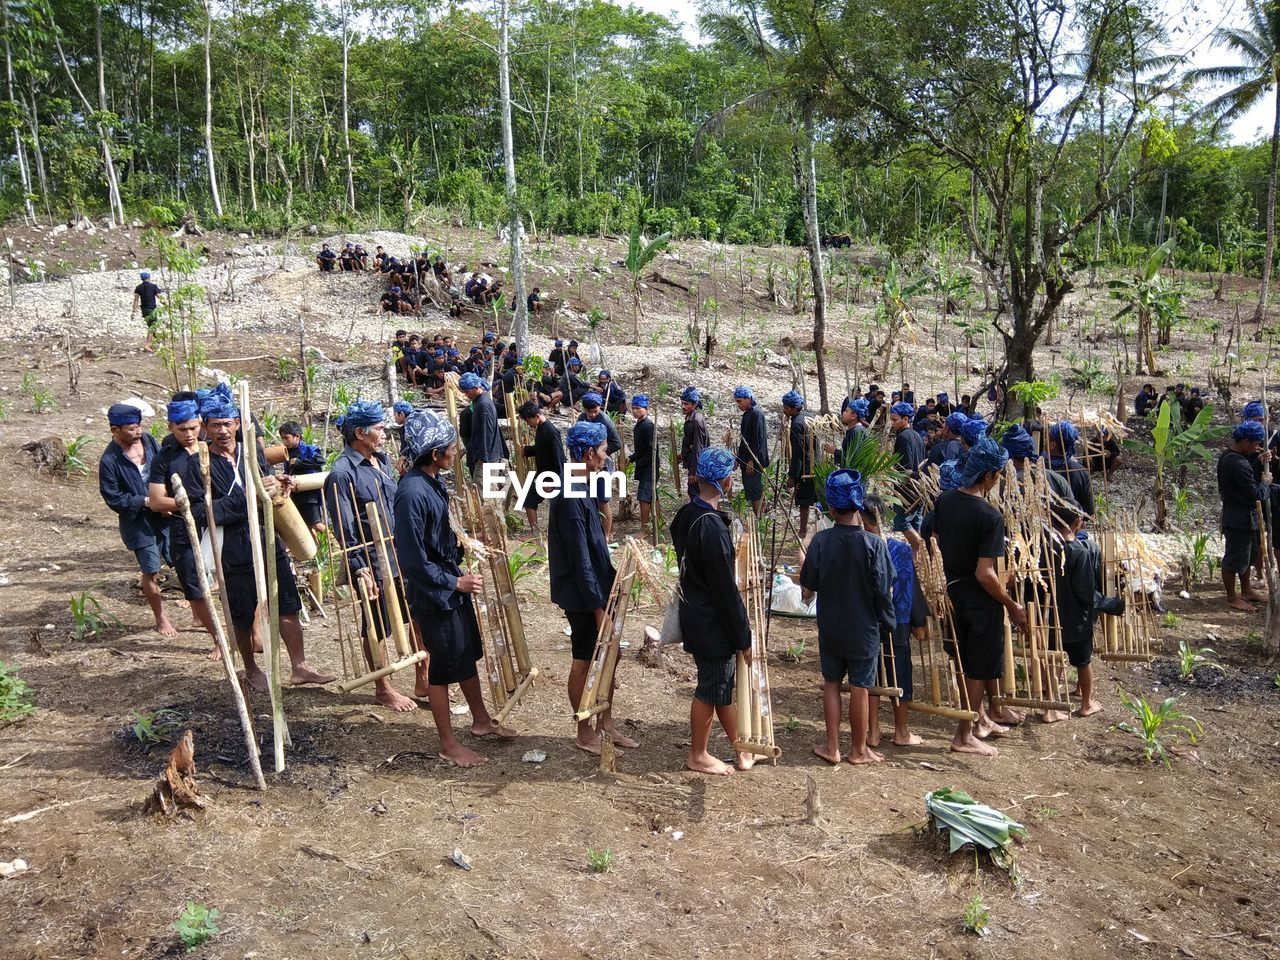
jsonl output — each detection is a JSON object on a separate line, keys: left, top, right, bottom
{"left": 259, "top": 410, "right": 280, "bottom": 444}
{"left": 507, "top": 541, "right": 544, "bottom": 586}
{"left": 173, "top": 901, "right": 221, "bottom": 952}
{"left": 586, "top": 848, "right": 615, "bottom": 873}
{"left": 0, "top": 661, "right": 35, "bottom": 723}
{"left": 305, "top": 363, "right": 320, "bottom": 387}
{"left": 20, "top": 371, "right": 35, "bottom": 393}
{"left": 1035, "top": 805, "right": 1061, "bottom": 820}
{"left": 1114, "top": 690, "right": 1203, "bottom": 767}
{"left": 275, "top": 356, "right": 297, "bottom": 381}
{"left": 784, "top": 715, "right": 801, "bottom": 732}
{"left": 130, "top": 708, "right": 181, "bottom": 745}
{"left": 1246, "top": 630, "right": 1264, "bottom": 652}
{"left": 962, "top": 893, "right": 990, "bottom": 937}
{"left": 334, "top": 381, "right": 356, "bottom": 414}
{"left": 1176, "top": 640, "right": 1223, "bottom": 681}
{"left": 29, "top": 386, "right": 56, "bottom": 413}
{"left": 1273, "top": 672, "right": 1280, "bottom": 690}
{"left": 402, "top": 388, "right": 420, "bottom": 405}
{"left": 149, "top": 419, "right": 167, "bottom": 440}
{"left": 63, "top": 435, "right": 96, "bottom": 477}
{"left": 1160, "top": 611, "right": 1179, "bottom": 629}
{"left": 69, "top": 590, "right": 122, "bottom": 640}
{"left": 784, "top": 638, "right": 806, "bottom": 661}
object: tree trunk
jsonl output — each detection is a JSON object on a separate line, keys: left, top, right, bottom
{"left": 499, "top": 0, "right": 529, "bottom": 354}
{"left": 801, "top": 104, "right": 829, "bottom": 414}
{"left": 54, "top": 36, "right": 124, "bottom": 226}
{"left": 340, "top": 0, "right": 356, "bottom": 212}
{"left": 1, "top": 0, "right": 34, "bottom": 224}
{"left": 1001, "top": 324, "right": 1036, "bottom": 420}
{"left": 1255, "top": 83, "right": 1280, "bottom": 324}
{"left": 203, "top": 0, "right": 223, "bottom": 217}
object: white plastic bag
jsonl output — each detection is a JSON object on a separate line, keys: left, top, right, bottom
{"left": 769, "top": 573, "right": 815, "bottom": 617}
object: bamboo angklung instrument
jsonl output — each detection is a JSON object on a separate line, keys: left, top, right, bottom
{"left": 454, "top": 484, "right": 539, "bottom": 724}
{"left": 576, "top": 538, "right": 653, "bottom": 721}
{"left": 1097, "top": 524, "right": 1157, "bottom": 663}
{"left": 171, "top": 474, "right": 267, "bottom": 791}
{"left": 733, "top": 517, "right": 781, "bottom": 760}
{"left": 910, "top": 536, "right": 978, "bottom": 721}
{"left": 503, "top": 387, "right": 531, "bottom": 483}
{"left": 237, "top": 380, "right": 289, "bottom": 772}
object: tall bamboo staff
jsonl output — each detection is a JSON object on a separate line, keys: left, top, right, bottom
{"left": 198, "top": 440, "right": 237, "bottom": 667}
{"left": 171, "top": 474, "right": 266, "bottom": 791}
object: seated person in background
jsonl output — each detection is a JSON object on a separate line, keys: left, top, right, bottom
{"left": 442, "top": 348, "right": 463, "bottom": 375}
{"left": 597, "top": 369, "right": 626, "bottom": 415}
{"left": 528, "top": 287, "right": 545, "bottom": 313}
{"left": 913, "top": 397, "right": 937, "bottom": 425}
{"left": 316, "top": 243, "right": 337, "bottom": 272}
{"left": 934, "top": 393, "right": 952, "bottom": 418}
{"left": 1133, "top": 382, "right": 1157, "bottom": 418}
{"left": 392, "top": 329, "right": 410, "bottom": 353}
{"left": 353, "top": 244, "right": 369, "bottom": 269}
{"left": 380, "top": 285, "right": 405, "bottom": 314}
{"left": 433, "top": 256, "right": 452, "bottom": 288}
{"left": 373, "top": 245, "right": 388, "bottom": 271}
{"left": 495, "top": 354, "right": 521, "bottom": 399}
{"left": 548, "top": 339, "right": 567, "bottom": 376}
{"left": 464, "top": 272, "right": 484, "bottom": 304}
{"left": 536, "top": 368, "right": 563, "bottom": 408}
{"left": 560, "top": 356, "right": 591, "bottom": 408}
{"left": 340, "top": 243, "right": 357, "bottom": 271}
{"left": 901, "top": 382, "right": 915, "bottom": 406}
{"left": 1185, "top": 386, "right": 1206, "bottom": 421}
{"left": 464, "top": 348, "right": 487, "bottom": 377}
{"left": 403, "top": 336, "right": 427, "bottom": 383}
{"left": 382, "top": 255, "right": 400, "bottom": 275}
{"left": 399, "top": 286, "right": 420, "bottom": 313}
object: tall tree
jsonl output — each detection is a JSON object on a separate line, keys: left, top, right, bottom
{"left": 1188, "top": 0, "right": 1280, "bottom": 323}
{"left": 499, "top": 0, "right": 529, "bottom": 353}
{"left": 340, "top": 0, "right": 355, "bottom": 212}
{"left": 202, "top": 0, "right": 223, "bottom": 216}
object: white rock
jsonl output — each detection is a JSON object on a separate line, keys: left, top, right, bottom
{"left": 50, "top": 224, "right": 68, "bottom": 237}
{"left": 521, "top": 750, "right": 547, "bottom": 763}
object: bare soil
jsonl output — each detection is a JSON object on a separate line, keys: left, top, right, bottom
{"left": 1, "top": 225, "right": 1279, "bottom": 959}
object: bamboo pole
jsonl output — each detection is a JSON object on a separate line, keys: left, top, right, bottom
{"left": 198, "top": 441, "right": 238, "bottom": 668}
{"left": 363, "top": 501, "right": 410, "bottom": 658}
{"left": 171, "top": 474, "right": 266, "bottom": 791}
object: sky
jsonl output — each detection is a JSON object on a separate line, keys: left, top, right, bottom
{"left": 623, "top": 0, "right": 1269, "bottom": 146}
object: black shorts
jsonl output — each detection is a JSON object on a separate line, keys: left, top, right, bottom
{"left": 1222, "top": 526, "right": 1258, "bottom": 574}
{"left": 1063, "top": 638, "right": 1093, "bottom": 669}
{"left": 171, "top": 543, "right": 205, "bottom": 601}
{"left": 414, "top": 598, "right": 482, "bottom": 686}
{"left": 820, "top": 648, "right": 877, "bottom": 687}
{"left": 142, "top": 306, "right": 158, "bottom": 327}
{"left": 295, "top": 497, "right": 324, "bottom": 529}
{"left": 565, "top": 609, "right": 599, "bottom": 662}
{"left": 225, "top": 557, "right": 303, "bottom": 632}
{"left": 794, "top": 478, "right": 817, "bottom": 508}
{"left": 947, "top": 583, "right": 1005, "bottom": 681}
{"left": 636, "top": 471, "right": 654, "bottom": 504}
{"left": 693, "top": 655, "right": 736, "bottom": 706}
{"left": 891, "top": 622, "right": 914, "bottom": 701}
{"left": 742, "top": 467, "right": 764, "bottom": 502}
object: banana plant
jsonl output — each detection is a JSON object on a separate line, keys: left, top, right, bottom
{"left": 1121, "top": 401, "right": 1227, "bottom": 530}
{"left": 1109, "top": 238, "right": 1184, "bottom": 374}
{"left": 625, "top": 217, "right": 671, "bottom": 344}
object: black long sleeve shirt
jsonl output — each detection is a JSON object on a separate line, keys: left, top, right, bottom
{"left": 393, "top": 468, "right": 465, "bottom": 614}
{"left": 547, "top": 478, "right": 615, "bottom": 612}
{"left": 670, "top": 499, "right": 750, "bottom": 659}
{"left": 738, "top": 403, "right": 770, "bottom": 470}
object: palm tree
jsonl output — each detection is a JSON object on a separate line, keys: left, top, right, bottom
{"left": 1189, "top": 0, "right": 1280, "bottom": 322}
{"left": 697, "top": 2, "right": 833, "bottom": 413}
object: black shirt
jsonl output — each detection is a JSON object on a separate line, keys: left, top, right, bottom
{"left": 920, "top": 488, "right": 1005, "bottom": 589}
{"left": 148, "top": 443, "right": 203, "bottom": 548}
{"left": 632, "top": 416, "right": 654, "bottom": 476}
{"left": 466, "top": 392, "right": 507, "bottom": 472}
{"left": 318, "top": 249, "right": 336, "bottom": 270}
{"left": 670, "top": 499, "right": 750, "bottom": 659}
{"left": 738, "top": 403, "right": 770, "bottom": 470}
{"left": 547, "top": 477, "right": 615, "bottom": 612}
{"left": 1052, "top": 457, "right": 1095, "bottom": 516}
{"left": 798, "top": 524, "right": 895, "bottom": 660}
{"left": 1219, "top": 448, "right": 1268, "bottom": 531}
{"left": 787, "top": 411, "right": 814, "bottom": 482}
{"left": 526, "top": 419, "right": 566, "bottom": 475}
{"left": 393, "top": 468, "right": 465, "bottom": 614}
{"left": 893, "top": 426, "right": 927, "bottom": 478}
{"left": 135, "top": 281, "right": 161, "bottom": 312}
{"left": 927, "top": 437, "right": 963, "bottom": 467}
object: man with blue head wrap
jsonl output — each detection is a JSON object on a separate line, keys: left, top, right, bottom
{"left": 678, "top": 386, "right": 711, "bottom": 500}
{"left": 326, "top": 397, "right": 429, "bottom": 711}
{"left": 1219, "top": 419, "right": 1274, "bottom": 610}
{"left": 101, "top": 400, "right": 174, "bottom": 636}
{"left": 1243, "top": 400, "right": 1266, "bottom": 422}
{"left": 547, "top": 418, "right": 636, "bottom": 754}
{"left": 579, "top": 391, "right": 622, "bottom": 538}
{"left": 734, "top": 386, "right": 770, "bottom": 515}
{"left": 548, "top": 338, "right": 568, "bottom": 376}
{"left": 595, "top": 369, "right": 626, "bottom": 414}
{"left": 960, "top": 416, "right": 987, "bottom": 449}
{"left": 835, "top": 395, "right": 872, "bottom": 467}
{"left": 392, "top": 399, "right": 413, "bottom": 428}
{"left": 1001, "top": 424, "right": 1080, "bottom": 510}
{"left": 132, "top": 270, "right": 163, "bottom": 351}
{"left": 937, "top": 458, "right": 961, "bottom": 491}
{"left": 780, "top": 389, "right": 819, "bottom": 538}
{"left": 459, "top": 372, "right": 510, "bottom": 503}
{"left": 559, "top": 355, "right": 591, "bottom": 408}
{"left": 516, "top": 398, "right": 565, "bottom": 532}
{"left": 920, "top": 435, "right": 1027, "bottom": 754}
{"left": 393, "top": 409, "right": 513, "bottom": 764}
{"left": 927, "top": 410, "right": 967, "bottom": 467}
{"left": 629, "top": 394, "right": 656, "bottom": 530}
{"left": 1046, "top": 419, "right": 1095, "bottom": 517}
{"left": 670, "top": 447, "right": 756, "bottom": 774}
{"left": 799, "top": 467, "right": 895, "bottom": 766}
{"left": 887, "top": 399, "right": 927, "bottom": 534}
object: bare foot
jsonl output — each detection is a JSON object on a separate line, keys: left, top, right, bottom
{"left": 892, "top": 732, "right": 924, "bottom": 746}
{"left": 867, "top": 726, "right": 882, "bottom": 748}
{"left": 1241, "top": 589, "right": 1264, "bottom": 602}
{"left": 845, "top": 747, "right": 884, "bottom": 765}
{"left": 289, "top": 664, "right": 336, "bottom": 685}
{"left": 244, "top": 670, "right": 270, "bottom": 693}
{"left": 155, "top": 618, "right": 178, "bottom": 638}
{"left": 1077, "top": 699, "right": 1103, "bottom": 717}
{"left": 990, "top": 707, "right": 1025, "bottom": 726}
{"left": 1041, "top": 709, "right": 1070, "bottom": 724}
{"left": 811, "top": 743, "right": 841, "bottom": 765}
{"left": 599, "top": 726, "right": 639, "bottom": 749}
{"left": 685, "top": 751, "right": 734, "bottom": 775}
{"left": 575, "top": 734, "right": 602, "bottom": 755}
{"left": 472, "top": 719, "right": 518, "bottom": 738}
{"left": 736, "top": 752, "right": 758, "bottom": 771}
{"left": 374, "top": 687, "right": 418, "bottom": 712}
{"left": 976, "top": 716, "right": 1009, "bottom": 739}
{"left": 1226, "top": 598, "right": 1255, "bottom": 611}
{"left": 950, "top": 733, "right": 999, "bottom": 756}
{"left": 439, "top": 742, "right": 488, "bottom": 767}
{"left": 206, "top": 645, "right": 223, "bottom": 662}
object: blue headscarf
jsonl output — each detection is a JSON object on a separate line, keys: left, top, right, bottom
{"left": 554, "top": 339, "right": 564, "bottom": 348}
{"left": 937, "top": 392, "right": 949, "bottom": 403}
{"left": 960, "top": 417, "right": 987, "bottom": 448}
{"left": 403, "top": 408, "right": 457, "bottom": 461}
{"left": 825, "top": 468, "right": 865, "bottom": 510}
{"left": 337, "top": 399, "right": 386, "bottom": 431}
{"left": 695, "top": 447, "right": 736, "bottom": 483}
{"left": 1243, "top": 400, "right": 1266, "bottom": 420}
{"left": 581, "top": 391, "right": 603, "bottom": 408}
{"left": 681, "top": 386, "right": 702, "bottom": 406}
{"left": 140, "top": 270, "right": 151, "bottom": 280}
{"left": 1048, "top": 420, "right": 1079, "bottom": 462}
{"left": 733, "top": 385, "right": 754, "bottom": 400}
{"left": 167, "top": 397, "right": 199, "bottom": 423}
{"left": 945, "top": 411, "right": 969, "bottom": 435}
{"left": 781, "top": 390, "right": 804, "bottom": 409}
{"left": 631, "top": 394, "right": 650, "bottom": 408}
{"left": 483, "top": 331, "right": 496, "bottom": 343}
{"left": 938, "top": 459, "right": 961, "bottom": 491}
{"left": 890, "top": 401, "right": 914, "bottom": 417}
{"left": 393, "top": 400, "right": 413, "bottom": 416}
{"left": 457, "top": 372, "right": 487, "bottom": 391}
{"left": 957, "top": 436, "right": 1009, "bottom": 488}
{"left": 108, "top": 403, "right": 142, "bottom": 426}
{"left": 566, "top": 420, "right": 608, "bottom": 459}
{"left": 1235, "top": 420, "right": 1266, "bottom": 442}
{"left": 599, "top": 369, "right": 612, "bottom": 380}
{"left": 569, "top": 356, "right": 583, "bottom": 369}
{"left": 1001, "top": 424, "right": 1036, "bottom": 459}
{"left": 198, "top": 383, "right": 239, "bottom": 421}
{"left": 850, "top": 398, "right": 869, "bottom": 419}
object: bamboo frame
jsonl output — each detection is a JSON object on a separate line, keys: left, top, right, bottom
{"left": 910, "top": 538, "right": 978, "bottom": 721}
{"left": 1097, "top": 525, "right": 1156, "bottom": 663}
{"left": 576, "top": 539, "right": 650, "bottom": 721}
{"left": 733, "top": 518, "right": 780, "bottom": 760}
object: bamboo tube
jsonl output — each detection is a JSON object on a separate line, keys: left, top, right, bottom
{"left": 1001, "top": 695, "right": 1071, "bottom": 711}
{"left": 493, "top": 667, "right": 540, "bottom": 726}
{"left": 274, "top": 496, "right": 317, "bottom": 561}
{"left": 356, "top": 579, "right": 388, "bottom": 669}
{"left": 292, "top": 471, "right": 330, "bottom": 493}
{"left": 364, "top": 501, "right": 410, "bottom": 658}
{"left": 905, "top": 701, "right": 977, "bottom": 721}
{"left": 336, "top": 651, "right": 428, "bottom": 693}
{"left": 263, "top": 443, "right": 288, "bottom": 465}
{"left": 1001, "top": 609, "right": 1016, "bottom": 698}
{"left": 171, "top": 475, "right": 266, "bottom": 791}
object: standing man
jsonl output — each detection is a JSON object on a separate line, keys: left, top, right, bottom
{"left": 100, "top": 402, "right": 174, "bottom": 637}
{"left": 630, "top": 394, "right": 655, "bottom": 535}
{"left": 734, "top": 386, "right": 770, "bottom": 516}
{"left": 517, "top": 398, "right": 565, "bottom": 533}
{"left": 782, "top": 390, "right": 817, "bottom": 541}
{"left": 395, "top": 409, "right": 516, "bottom": 767}
{"left": 1046, "top": 421, "right": 1095, "bottom": 517}
{"left": 325, "top": 399, "right": 428, "bottom": 711}
{"left": 920, "top": 437, "right": 1028, "bottom": 757}
{"left": 927, "top": 411, "right": 967, "bottom": 466}
{"left": 132, "top": 270, "right": 163, "bottom": 352}
{"left": 889, "top": 400, "right": 927, "bottom": 533}
{"left": 459, "top": 372, "right": 510, "bottom": 509}
{"left": 679, "top": 386, "right": 709, "bottom": 499}
{"left": 548, "top": 420, "right": 638, "bottom": 755}
{"left": 579, "top": 391, "right": 621, "bottom": 540}
{"left": 1218, "top": 420, "right": 1272, "bottom": 611}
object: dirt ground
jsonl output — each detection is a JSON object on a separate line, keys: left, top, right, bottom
{"left": 1, "top": 225, "right": 1279, "bottom": 959}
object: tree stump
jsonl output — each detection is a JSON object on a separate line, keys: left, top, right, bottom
{"left": 143, "top": 730, "right": 206, "bottom": 817}
{"left": 21, "top": 437, "right": 67, "bottom": 474}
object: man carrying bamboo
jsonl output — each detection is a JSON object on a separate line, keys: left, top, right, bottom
{"left": 325, "top": 399, "right": 429, "bottom": 711}
{"left": 459, "top": 372, "right": 510, "bottom": 502}
{"left": 889, "top": 400, "right": 926, "bottom": 533}
{"left": 197, "top": 386, "right": 333, "bottom": 691}
{"left": 781, "top": 390, "right": 817, "bottom": 541}
{"left": 734, "top": 386, "right": 769, "bottom": 516}
{"left": 395, "top": 409, "right": 516, "bottom": 767}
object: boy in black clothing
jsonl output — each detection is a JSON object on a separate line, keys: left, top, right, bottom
{"left": 631, "top": 395, "right": 655, "bottom": 533}
{"left": 800, "top": 468, "right": 896, "bottom": 765}
{"left": 132, "top": 270, "right": 164, "bottom": 352}
{"left": 1218, "top": 421, "right": 1272, "bottom": 610}
{"left": 279, "top": 422, "right": 326, "bottom": 531}
{"left": 316, "top": 243, "right": 337, "bottom": 271}
{"left": 517, "top": 399, "right": 565, "bottom": 533}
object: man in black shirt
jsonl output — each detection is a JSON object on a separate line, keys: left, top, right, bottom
{"left": 889, "top": 401, "right": 926, "bottom": 532}
{"left": 316, "top": 243, "right": 337, "bottom": 272}
{"left": 1133, "top": 383, "right": 1157, "bottom": 419}
{"left": 1218, "top": 421, "right": 1272, "bottom": 611}
{"left": 132, "top": 271, "right": 163, "bottom": 352}
{"left": 928, "top": 411, "right": 967, "bottom": 467}
{"left": 1046, "top": 421, "right": 1095, "bottom": 517}
{"left": 517, "top": 399, "right": 565, "bottom": 533}
{"left": 920, "top": 437, "right": 1028, "bottom": 757}
{"left": 734, "top": 385, "right": 769, "bottom": 516}
{"left": 630, "top": 394, "right": 655, "bottom": 534}
{"left": 782, "top": 390, "right": 816, "bottom": 539}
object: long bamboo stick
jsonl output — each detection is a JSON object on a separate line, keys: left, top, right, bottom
{"left": 198, "top": 441, "right": 238, "bottom": 669}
